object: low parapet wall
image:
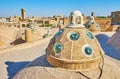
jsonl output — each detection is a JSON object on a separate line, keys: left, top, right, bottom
{"left": 0, "top": 37, "right": 51, "bottom": 53}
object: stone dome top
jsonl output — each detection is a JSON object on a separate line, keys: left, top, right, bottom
{"left": 68, "top": 10, "right": 84, "bottom": 28}
{"left": 46, "top": 10, "right": 104, "bottom": 71}
{"left": 70, "top": 10, "right": 82, "bottom": 16}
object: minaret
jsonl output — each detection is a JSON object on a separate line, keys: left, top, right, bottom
{"left": 21, "top": 9, "right": 26, "bottom": 20}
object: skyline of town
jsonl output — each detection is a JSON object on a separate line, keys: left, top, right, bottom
{"left": 0, "top": 0, "right": 120, "bottom": 17}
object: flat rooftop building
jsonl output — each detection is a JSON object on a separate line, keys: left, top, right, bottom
{"left": 111, "top": 11, "right": 120, "bottom": 25}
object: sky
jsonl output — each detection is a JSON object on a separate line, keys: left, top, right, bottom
{"left": 0, "top": 0, "right": 120, "bottom": 17}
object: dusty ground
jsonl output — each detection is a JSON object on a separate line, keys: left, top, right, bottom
{"left": 0, "top": 27, "right": 58, "bottom": 79}
{"left": 0, "top": 41, "right": 49, "bottom": 79}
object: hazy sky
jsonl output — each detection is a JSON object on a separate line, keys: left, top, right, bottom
{"left": 0, "top": 0, "right": 120, "bottom": 17}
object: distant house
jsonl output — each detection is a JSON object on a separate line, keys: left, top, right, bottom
{"left": 6, "top": 18, "right": 10, "bottom": 22}
{"left": 111, "top": 11, "right": 120, "bottom": 25}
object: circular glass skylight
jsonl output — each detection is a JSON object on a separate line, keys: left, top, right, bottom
{"left": 53, "top": 43, "right": 63, "bottom": 53}
{"left": 86, "top": 22, "right": 91, "bottom": 29}
{"left": 68, "top": 31, "right": 80, "bottom": 41}
{"left": 82, "top": 44, "right": 94, "bottom": 57}
{"left": 85, "top": 47, "right": 92, "bottom": 55}
{"left": 86, "top": 31, "right": 94, "bottom": 39}
{"left": 55, "top": 29, "right": 64, "bottom": 37}
{"left": 96, "top": 24, "right": 100, "bottom": 28}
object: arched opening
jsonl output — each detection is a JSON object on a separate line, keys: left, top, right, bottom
{"left": 71, "top": 16, "right": 74, "bottom": 24}
{"left": 76, "top": 16, "right": 81, "bottom": 24}
{"left": 22, "top": 24, "right": 26, "bottom": 27}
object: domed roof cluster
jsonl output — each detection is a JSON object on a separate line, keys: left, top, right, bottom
{"left": 46, "top": 10, "right": 104, "bottom": 71}
{"left": 85, "top": 16, "right": 100, "bottom": 31}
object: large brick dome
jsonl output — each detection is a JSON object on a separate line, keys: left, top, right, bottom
{"left": 46, "top": 10, "right": 104, "bottom": 71}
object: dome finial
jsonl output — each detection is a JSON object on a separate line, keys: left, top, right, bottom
{"left": 67, "top": 10, "right": 84, "bottom": 27}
